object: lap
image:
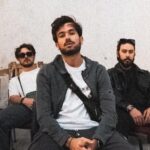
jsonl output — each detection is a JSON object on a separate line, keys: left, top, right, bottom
{"left": 102, "top": 131, "right": 134, "bottom": 150}
{"left": 29, "top": 130, "right": 133, "bottom": 150}
{"left": 0, "top": 104, "right": 32, "bottom": 129}
{"left": 28, "top": 132, "right": 65, "bottom": 150}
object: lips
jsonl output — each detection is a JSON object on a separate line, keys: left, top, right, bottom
{"left": 24, "top": 58, "right": 31, "bottom": 63}
{"left": 64, "top": 42, "right": 74, "bottom": 47}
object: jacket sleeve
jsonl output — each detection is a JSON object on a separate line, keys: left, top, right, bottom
{"left": 36, "top": 66, "right": 70, "bottom": 146}
{"left": 93, "top": 66, "right": 117, "bottom": 144}
{"left": 146, "top": 72, "right": 150, "bottom": 108}
{"left": 108, "top": 69, "right": 130, "bottom": 111}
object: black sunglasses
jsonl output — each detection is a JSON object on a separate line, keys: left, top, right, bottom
{"left": 17, "top": 52, "right": 34, "bottom": 58}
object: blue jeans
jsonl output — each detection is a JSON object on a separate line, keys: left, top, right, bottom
{"left": 0, "top": 104, "right": 32, "bottom": 150}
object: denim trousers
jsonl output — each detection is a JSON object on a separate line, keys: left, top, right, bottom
{"left": 0, "top": 104, "right": 32, "bottom": 150}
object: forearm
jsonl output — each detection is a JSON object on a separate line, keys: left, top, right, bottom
{"left": 94, "top": 89, "right": 117, "bottom": 143}
{"left": 93, "top": 107, "right": 117, "bottom": 144}
{"left": 95, "top": 67, "right": 117, "bottom": 144}
{"left": 9, "top": 95, "right": 23, "bottom": 104}
{"left": 117, "top": 101, "right": 131, "bottom": 111}
{"left": 38, "top": 115, "right": 70, "bottom": 146}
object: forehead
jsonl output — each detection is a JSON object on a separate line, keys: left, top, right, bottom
{"left": 120, "top": 43, "right": 135, "bottom": 50}
{"left": 20, "top": 47, "right": 30, "bottom": 53}
{"left": 57, "top": 22, "right": 75, "bottom": 33}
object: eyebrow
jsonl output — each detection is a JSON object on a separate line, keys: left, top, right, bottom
{"left": 57, "top": 28, "right": 76, "bottom": 36}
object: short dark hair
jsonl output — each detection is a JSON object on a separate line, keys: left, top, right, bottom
{"left": 117, "top": 38, "right": 135, "bottom": 51}
{"left": 15, "top": 43, "right": 36, "bottom": 59}
{"left": 51, "top": 16, "right": 82, "bottom": 42}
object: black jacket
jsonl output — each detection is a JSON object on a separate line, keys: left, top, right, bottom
{"left": 36, "top": 55, "right": 117, "bottom": 146}
{"left": 108, "top": 63, "right": 150, "bottom": 112}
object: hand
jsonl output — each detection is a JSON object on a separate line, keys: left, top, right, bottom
{"left": 86, "top": 139, "right": 98, "bottom": 150}
{"left": 69, "top": 137, "right": 97, "bottom": 150}
{"left": 143, "top": 107, "right": 150, "bottom": 124}
{"left": 129, "top": 108, "right": 144, "bottom": 126}
{"left": 22, "top": 97, "right": 34, "bottom": 108}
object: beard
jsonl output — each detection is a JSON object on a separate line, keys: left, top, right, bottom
{"left": 20, "top": 59, "right": 34, "bottom": 68}
{"left": 59, "top": 42, "right": 81, "bottom": 56}
{"left": 117, "top": 56, "right": 134, "bottom": 68}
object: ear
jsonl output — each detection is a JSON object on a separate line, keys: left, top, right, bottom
{"left": 55, "top": 43, "right": 59, "bottom": 48}
{"left": 80, "top": 36, "right": 83, "bottom": 44}
{"left": 116, "top": 50, "right": 119, "bottom": 58}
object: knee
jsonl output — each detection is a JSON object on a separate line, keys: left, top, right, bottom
{"left": 0, "top": 116, "right": 11, "bottom": 131}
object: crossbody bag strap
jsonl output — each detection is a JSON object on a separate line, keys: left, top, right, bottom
{"left": 62, "top": 73, "right": 90, "bottom": 101}
{"left": 60, "top": 72, "right": 101, "bottom": 121}
{"left": 18, "top": 76, "right": 25, "bottom": 97}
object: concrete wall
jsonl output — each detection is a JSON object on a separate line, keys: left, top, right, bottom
{"left": 0, "top": 0, "right": 150, "bottom": 70}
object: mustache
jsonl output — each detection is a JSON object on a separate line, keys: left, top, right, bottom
{"left": 64, "top": 39, "right": 74, "bottom": 46}
{"left": 23, "top": 58, "right": 30, "bottom": 62}
{"left": 124, "top": 58, "right": 132, "bottom": 61}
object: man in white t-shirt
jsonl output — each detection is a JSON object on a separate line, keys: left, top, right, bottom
{"left": 29, "top": 16, "right": 134, "bottom": 150}
{"left": 0, "top": 43, "right": 40, "bottom": 150}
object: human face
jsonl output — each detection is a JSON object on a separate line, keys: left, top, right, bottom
{"left": 117, "top": 43, "right": 135, "bottom": 68}
{"left": 17, "top": 48, "right": 35, "bottom": 68}
{"left": 55, "top": 23, "right": 83, "bottom": 56}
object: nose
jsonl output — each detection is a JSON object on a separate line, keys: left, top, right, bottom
{"left": 125, "top": 51, "right": 130, "bottom": 57}
{"left": 65, "top": 33, "right": 71, "bottom": 40}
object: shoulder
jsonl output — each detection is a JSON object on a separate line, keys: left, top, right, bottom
{"left": 107, "top": 67, "right": 116, "bottom": 74}
{"left": 137, "top": 67, "right": 150, "bottom": 81}
{"left": 84, "top": 56, "right": 106, "bottom": 71}
{"left": 39, "top": 62, "right": 55, "bottom": 73}
{"left": 9, "top": 76, "right": 18, "bottom": 85}
{"left": 135, "top": 65, "right": 150, "bottom": 75}
{"left": 37, "top": 61, "right": 58, "bottom": 80}
{"left": 138, "top": 68, "right": 150, "bottom": 74}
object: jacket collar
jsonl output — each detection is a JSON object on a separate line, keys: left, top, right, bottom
{"left": 52, "top": 54, "right": 93, "bottom": 75}
{"left": 115, "top": 62, "right": 144, "bottom": 73}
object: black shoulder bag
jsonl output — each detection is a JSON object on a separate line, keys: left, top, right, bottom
{"left": 60, "top": 72, "right": 101, "bottom": 122}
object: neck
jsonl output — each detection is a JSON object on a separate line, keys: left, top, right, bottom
{"left": 62, "top": 53, "right": 83, "bottom": 67}
{"left": 119, "top": 62, "right": 133, "bottom": 71}
{"left": 22, "top": 64, "right": 37, "bottom": 72}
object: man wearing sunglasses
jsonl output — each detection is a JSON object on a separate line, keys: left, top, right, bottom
{"left": 0, "top": 43, "right": 40, "bottom": 150}
{"left": 108, "top": 38, "right": 150, "bottom": 138}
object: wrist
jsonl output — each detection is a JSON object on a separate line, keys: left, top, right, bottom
{"left": 20, "top": 97, "right": 25, "bottom": 104}
{"left": 94, "top": 139, "right": 103, "bottom": 148}
{"left": 127, "top": 105, "right": 135, "bottom": 112}
{"left": 65, "top": 137, "right": 73, "bottom": 148}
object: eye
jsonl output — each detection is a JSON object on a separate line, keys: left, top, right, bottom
{"left": 69, "top": 29, "right": 76, "bottom": 35}
{"left": 57, "top": 32, "right": 65, "bottom": 38}
{"left": 69, "top": 31, "right": 76, "bottom": 35}
{"left": 129, "top": 50, "right": 134, "bottom": 54}
{"left": 121, "top": 49, "right": 127, "bottom": 53}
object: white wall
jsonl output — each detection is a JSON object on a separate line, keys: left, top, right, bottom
{"left": 0, "top": 0, "right": 150, "bottom": 70}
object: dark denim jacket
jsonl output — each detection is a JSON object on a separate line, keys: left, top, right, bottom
{"left": 36, "top": 55, "right": 117, "bottom": 146}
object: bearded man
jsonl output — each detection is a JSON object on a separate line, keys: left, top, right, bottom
{"left": 28, "top": 16, "right": 133, "bottom": 150}
{"left": 108, "top": 38, "right": 150, "bottom": 138}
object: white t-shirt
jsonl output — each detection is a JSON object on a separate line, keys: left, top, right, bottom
{"left": 57, "top": 60, "right": 99, "bottom": 130}
{"left": 9, "top": 68, "right": 40, "bottom": 97}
